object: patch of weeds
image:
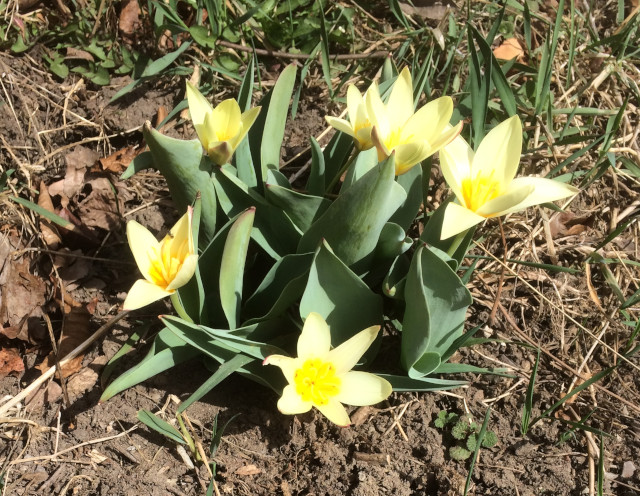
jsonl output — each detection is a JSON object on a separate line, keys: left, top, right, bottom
{"left": 434, "top": 410, "right": 498, "bottom": 461}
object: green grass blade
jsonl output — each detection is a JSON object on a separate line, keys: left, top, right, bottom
{"left": 138, "top": 410, "right": 186, "bottom": 445}
{"left": 521, "top": 348, "right": 540, "bottom": 436}
{"left": 10, "top": 196, "right": 75, "bottom": 229}
{"left": 464, "top": 407, "right": 491, "bottom": 496}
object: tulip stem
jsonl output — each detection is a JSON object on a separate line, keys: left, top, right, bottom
{"left": 325, "top": 149, "right": 358, "bottom": 193}
{"left": 170, "top": 293, "right": 194, "bottom": 324}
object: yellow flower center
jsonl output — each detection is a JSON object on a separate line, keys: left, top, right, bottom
{"left": 461, "top": 172, "right": 502, "bottom": 213}
{"left": 294, "top": 358, "right": 341, "bottom": 406}
{"left": 147, "top": 235, "right": 188, "bottom": 289}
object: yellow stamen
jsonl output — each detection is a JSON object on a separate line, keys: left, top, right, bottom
{"left": 293, "top": 358, "right": 341, "bottom": 406}
{"left": 461, "top": 172, "right": 501, "bottom": 213}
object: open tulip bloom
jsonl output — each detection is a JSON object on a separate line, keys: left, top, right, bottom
{"left": 325, "top": 84, "right": 374, "bottom": 150}
{"left": 186, "top": 82, "right": 261, "bottom": 166}
{"left": 123, "top": 209, "right": 198, "bottom": 311}
{"left": 439, "top": 115, "right": 580, "bottom": 240}
{"left": 264, "top": 312, "right": 392, "bottom": 427}
{"left": 366, "top": 67, "right": 463, "bottom": 175}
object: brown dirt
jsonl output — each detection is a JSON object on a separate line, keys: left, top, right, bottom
{"left": 1, "top": 26, "right": 640, "bottom": 496}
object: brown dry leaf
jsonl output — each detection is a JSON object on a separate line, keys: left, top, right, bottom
{"left": 235, "top": 464, "right": 262, "bottom": 476}
{"left": 37, "top": 181, "right": 62, "bottom": 248}
{"left": 56, "top": 250, "right": 92, "bottom": 290}
{"left": 0, "top": 258, "right": 46, "bottom": 342}
{"left": 399, "top": 0, "right": 455, "bottom": 20}
{"left": 65, "top": 47, "right": 94, "bottom": 62}
{"left": 493, "top": 37, "right": 525, "bottom": 63}
{"left": 77, "top": 177, "right": 124, "bottom": 231}
{"left": 66, "top": 355, "right": 107, "bottom": 399}
{"left": 549, "top": 212, "right": 592, "bottom": 238}
{"left": 119, "top": 0, "right": 142, "bottom": 44}
{"left": 36, "top": 305, "right": 91, "bottom": 378}
{"left": 49, "top": 146, "right": 99, "bottom": 201}
{"left": 0, "top": 348, "right": 25, "bottom": 378}
{"left": 25, "top": 380, "right": 62, "bottom": 410}
{"left": 98, "top": 146, "right": 140, "bottom": 174}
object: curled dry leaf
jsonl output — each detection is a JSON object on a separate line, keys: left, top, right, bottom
{"left": 0, "top": 348, "right": 25, "bottom": 379}
{"left": 77, "top": 177, "right": 124, "bottom": 231}
{"left": 493, "top": 37, "right": 526, "bottom": 63}
{"left": 98, "top": 146, "right": 140, "bottom": 174}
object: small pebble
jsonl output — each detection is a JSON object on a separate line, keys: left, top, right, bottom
{"left": 622, "top": 461, "right": 636, "bottom": 478}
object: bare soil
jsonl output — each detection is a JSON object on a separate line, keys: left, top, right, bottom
{"left": 1, "top": 31, "right": 639, "bottom": 496}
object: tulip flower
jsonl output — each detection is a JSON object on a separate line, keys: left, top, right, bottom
{"left": 439, "top": 115, "right": 580, "bottom": 240}
{"left": 325, "top": 84, "right": 374, "bottom": 150}
{"left": 366, "top": 67, "right": 462, "bottom": 175}
{"left": 186, "top": 82, "right": 261, "bottom": 166}
{"left": 264, "top": 312, "right": 392, "bottom": 427}
{"left": 123, "top": 209, "right": 198, "bottom": 311}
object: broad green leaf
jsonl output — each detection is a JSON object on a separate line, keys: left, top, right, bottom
{"left": 307, "top": 136, "right": 326, "bottom": 195}
{"left": 220, "top": 208, "right": 255, "bottom": 329}
{"left": 234, "top": 60, "right": 257, "bottom": 188}
{"left": 121, "top": 151, "right": 154, "bottom": 180}
{"left": 298, "top": 155, "right": 406, "bottom": 271}
{"left": 178, "top": 354, "right": 254, "bottom": 413}
{"left": 244, "top": 253, "right": 314, "bottom": 323}
{"left": 401, "top": 245, "right": 472, "bottom": 378}
{"left": 141, "top": 41, "right": 191, "bottom": 78}
{"left": 100, "top": 328, "right": 199, "bottom": 402}
{"left": 260, "top": 64, "right": 297, "bottom": 177}
{"left": 137, "top": 410, "right": 186, "bottom": 444}
{"left": 378, "top": 374, "right": 467, "bottom": 392}
{"left": 101, "top": 322, "right": 152, "bottom": 387}
{"left": 299, "top": 240, "right": 383, "bottom": 348}
{"left": 322, "top": 130, "right": 354, "bottom": 191}
{"left": 341, "top": 148, "right": 379, "bottom": 191}
{"left": 142, "top": 123, "right": 217, "bottom": 247}
{"left": 382, "top": 255, "right": 410, "bottom": 299}
{"left": 265, "top": 180, "right": 331, "bottom": 233}
{"left": 213, "top": 167, "right": 300, "bottom": 259}
{"left": 389, "top": 164, "right": 423, "bottom": 231}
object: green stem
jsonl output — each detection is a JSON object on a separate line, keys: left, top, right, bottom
{"left": 325, "top": 149, "right": 358, "bottom": 193}
{"left": 170, "top": 292, "right": 194, "bottom": 324}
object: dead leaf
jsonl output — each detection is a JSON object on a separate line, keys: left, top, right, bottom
{"left": 56, "top": 250, "right": 92, "bottom": 290}
{"left": 66, "top": 355, "right": 107, "bottom": 399}
{"left": 65, "top": 47, "right": 94, "bottom": 62}
{"left": 52, "top": 146, "right": 99, "bottom": 202}
{"left": 549, "top": 212, "right": 592, "bottom": 238}
{"left": 36, "top": 305, "right": 91, "bottom": 378}
{"left": 399, "top": 0, "right": 456, "bottom": 20}
{"left": 38, "top": 181, "right": 62, "bottom": 248}
{"left": 235, "top": 464, "right": 262, "bottom": 476}
{"left": 493, "top": 37, "right": 525, "bottom": 63}
{"left": 0, "top": 258, "right": 46, "bottom": 342}
{"left": 25, "top": 380, "right": 62, "bottom": 410}
{"left": 0, "top": 348, "right": 25, "bottom": 378}
{"left": 119, "top": 0, "right": 142, "bottom": 44}
{"left": 98, "top": 146, "right": 140, "bottom": 174}
{"left": 77, "top": 177, "right": 124, "bottom": 231}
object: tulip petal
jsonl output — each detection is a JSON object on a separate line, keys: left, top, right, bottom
{"left": 123, "top": 279, "right": 173, "bottom": 311}
{"left": 186, "top": 82, "right": 214, "bottom": 128}
{"left": 231, "top": 106, "right": 261, "bottom": 149}
{"left": 475, "top": 183, "right": 534, "bottom": 217}
{"left": 346, "top": 84, "right": 365, "bottom": 125}
{"left": 263, "top": 355, "right": 300, "bottom": 384}
{"left": 169, "top": 210, "right": 193, "bottom": 256}
{"left": 127, "top": 220, "right": 160, "bottom": 282}
{"left": 394, "top": 141, "right": 431, "bottom": 175}
{"left": 473, "top": 115, "right": 522, "bottom": 185}
{"left": 165, "top": 253, "right": 198, "bottom": 291}
{"left": 401, "top": 96, "right": 453, "bottom": 144}
{"left": 298, "top": 312, "right": 331, "bottom": 360}
{"left": 335, "top": 371, "right": 392, "bottom": 406}
{"left": 327, "top": 325, "right": 380, "bottom": 375}
{"left": 315, "top": 397, "right": 351, "bottom": 426}
{"left": 428, "top": 120, "right": 464, "bottom": 155}
{"left": 440, "top": 202, "right": 487, "bottom": 240}
{"left": 365, "top": 86, "right": 390, "bottom": 140}
{"left": 212, "top": 99, "right": 242, "bottom": 141}
{"left": 439, "top": 134, "right": 474, "bottom": 205}
{"left": 325, "top": 116, "right": 356, "bottom": 138}
{"left": 387, "top": 67, "right": 414, "bottom": 129}
{"left": 495, "top": 177, "right": 579, "bottom": 216}
{"left": 277, "top": 384, "right": 313, "bottom": 415}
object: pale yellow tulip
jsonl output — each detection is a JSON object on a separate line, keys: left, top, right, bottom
{"left": 367, "top": 67, "right": 462, "bottom": 175}
{"left": 186, "top": 82, "right": 261, "bottom": 165}
{"left": 439, "top": 115, "right": 580, "bottom": 240}
{"left": 264, "top": 312, "right": 392, "bottom": 427}
{"left": 325, "top": 84, "right": 374, "bottom": 150}
{"left": 123, "top": 209, "right": 198, "bottom": 310}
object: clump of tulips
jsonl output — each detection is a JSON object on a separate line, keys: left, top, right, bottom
{"left": 102, "top": 62, "right": 577, "bottom": 426}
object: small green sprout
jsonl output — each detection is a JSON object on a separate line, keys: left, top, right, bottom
{"left": 434, "top": 410, "right": 498, "bottom": 461}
